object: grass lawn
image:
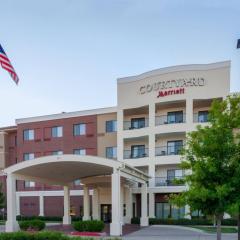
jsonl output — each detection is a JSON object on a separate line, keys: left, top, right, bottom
{"left": 190, "top": 226, "right": 237, "bottom": 233}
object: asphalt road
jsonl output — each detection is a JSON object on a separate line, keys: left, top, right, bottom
{"left": 123, "top": 225, "right": 237, "bottom": 240}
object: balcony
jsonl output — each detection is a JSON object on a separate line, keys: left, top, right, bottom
{"left": 155, "top": 176, "right": 185, "bottom": 187}
{"left": 123, "top": 148, "right": 149, "bottom": 159}
{"left": 155, "top": 145, "right": 184, "bottom": 156}
{"left": 123, "top": 118, "right": 149, "bottom": 130}
{"left": 155, "top": 114, "right": 186, "bottom": 126}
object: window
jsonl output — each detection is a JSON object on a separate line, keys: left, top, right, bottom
{"left": 24, "top": 181, "right": 35, "bottom": 188}
{"left": 167, "top": 169, "right": 184, "bottom": 182}
{"left": 74, "top": 123, "right": 86, "bottom": 136}
{"left": 167, "top": 111, "right": 183, "bottom": 124}
{"left": 106, "top": 120, "right": 117, "bottom": 132}
{"left": 23, "top": 129, "right": 34, "bottom": 141}
{"left": 131, "top": 145, "right": 146, "bottom": 158}
{"left": 156, "top": 202, "right": 185, "bottom": 219}
{"left": 23, "top": 153, "right": 34, "bottom": 161}
{"left": 130, "top": 118, "right": 145, "bottom": 129}
{"left": 52, "top": 126, "right": 63, "bottom": 138}
{"left": 73, "top": 149, "right": 86, "bottom": 155}
{"left": 52, "top": 150, "right": 63, "bottom": 155}
{"left": 167, "top": 140, "right": 183, "bottom": 155}
{"left": 74, "top": 179, "right": 81, "bottom": 185}
{"left": 106, "top": 147, "right": 117, "bottom": 159}
{"left": 198, "top": 111, "right": 209, "bottom": 123}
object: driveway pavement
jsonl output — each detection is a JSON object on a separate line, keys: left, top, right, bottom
{"left": 123, "top": 225, "right": 237, "bottom": 240}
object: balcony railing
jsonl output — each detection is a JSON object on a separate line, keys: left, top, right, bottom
{"left": 155, "top": 145, "right": 184, "bottom": 156}
{"left": 193, "top": 113, "right": 209, "bottom": 123}
{"left": 155, "top": 114, "right": 186, "bottom": 126}
{"left": 155, "top": 176, "right": 185, "bottom": 187}
{"left": 123, "top": 119, "right": 149, "bottom": 130}
{"left": 123, "top": 148, "right": 149, "bottom": 159}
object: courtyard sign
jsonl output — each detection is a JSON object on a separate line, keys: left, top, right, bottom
{"left": 139, "top": 77, "right": 205, "bottom": 95}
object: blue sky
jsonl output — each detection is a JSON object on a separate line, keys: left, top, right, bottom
{"left": 0, "top": 0, "right": 240, "bottom": 126}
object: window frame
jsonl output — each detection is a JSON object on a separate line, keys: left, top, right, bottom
{"left": 73, "top": 123, "right": 86, "bottom": 136}
{"left": 106, "top": 120, "right": 117, "bottom": 133}
{"left": 51, "top": 126, "right": 63, "bottom": 138}
{"left": 23, "top": 129, "right": 34, "bottom": 141}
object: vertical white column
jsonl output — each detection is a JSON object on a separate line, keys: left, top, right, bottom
{"left": 6, "top": 174, "right": 19, "bottom": 232}
{"left": 124, "top": 186, "right": 133, "bottom": 224}
{"left": 186, "top": 98, "right": 193, "bottom": 125}
{"left": 148, "top": 103, "right": 156, "bottom": 187}
{"left": 117, "top": 109, "right": 124, "bottom": 161}
{"left": 110, "top": 170, "right": 122, "bottom": 236}
{"left": 149, "top": 192, "right": 155, "bottom": 218}
{"left": 83, "top": 186, "right": 90, "bottom": 220}
{"left": 16, "top": 194, "right": 20, "bottom": 216}
{"left": 63, "top": 186, "right": 71, "bottom": 225}
{"left": 39, "top": 193, "right": 44, "bottom": 216}
{"left": 140, "top": 183, "right": 149, "bottom": 226}
{"left": 92, "top": 188, "right": 100, "bottom": 220}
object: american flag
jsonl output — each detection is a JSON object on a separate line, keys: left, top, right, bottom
{"left": 0, "top": 44, "right": 19, "bottom": 84}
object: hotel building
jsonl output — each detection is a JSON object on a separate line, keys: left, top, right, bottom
{"left": 0, "top": 61, "right": 230, "bottom": 235}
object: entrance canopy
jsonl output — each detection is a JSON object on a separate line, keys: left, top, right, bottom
{"left": 4, "top": 154, "right": 150, "bottom": 235}
{"left": 3, "top": 154, "right": 149, "bottom": 185}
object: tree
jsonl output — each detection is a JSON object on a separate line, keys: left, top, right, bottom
{"left": 0, "top": 183, "right": 5, "bottom": 220}
{"left": 171, "top": 95, "right": 240, "bottom": 240}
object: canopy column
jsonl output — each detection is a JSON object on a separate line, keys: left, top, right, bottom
{"left": 6, "top": 174, "right": 19, "bottom": 232}
{"left": 92, "top": 188, "right": 100, "bottom": 220}
{"left": 140, "top": 183, "right": 149, "bottom": 226}
{"left": 63, "top": 186, "right": 71, "bottom": 225}
{"left": 110, "top": 170, "right": 122, "bottom": 236}
{"left": 83, "top": 186, "right": 90, "bottom": 220}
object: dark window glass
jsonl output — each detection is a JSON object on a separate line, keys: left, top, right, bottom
{"left": 130, "top": 118, "right": 145, "bottom": 129}
{"left": 106, "top": 120, "right": 117, "bottom": 132}
{"left": 73, "top": 124, "right": 86, "bottom": 136}
{"left": 198, "top": 111, "right": 209, "bottom": 122}
{"left": 167, "top": 140, "right": 183, "bottom": 155}
{"left": 131, "top": 145, "right": 145, "bottom": 158}
{"left": 167, "top": 111, "right": 183, "bottom": 124}
{"left": 106, "top": 147, "right": 117, "bottom": 159}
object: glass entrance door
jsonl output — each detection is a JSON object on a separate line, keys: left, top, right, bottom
{"left": 101, "top": 204, "right": 112, "bottom": 223}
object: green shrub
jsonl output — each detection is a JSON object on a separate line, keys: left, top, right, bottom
{"left": 19, "top": 220, "right": 46, "bottom": 231}
{"left": 0, "top": 231, "right": 121, "bottom": 240}
{"left": 16, "top": 215, "right": 82, "bottom": 222}
{"left": 73, "top": 220, "right": 104, "bottom": 232}
{"left": 131, "top": 217, "right": 140, "bottom": 224}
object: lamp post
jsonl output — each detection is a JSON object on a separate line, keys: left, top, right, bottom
{"left": 237, "top": 39, "right": 240, "bottom": 49}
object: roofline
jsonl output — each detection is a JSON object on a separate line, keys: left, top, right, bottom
{"left": 117, "top": 61, "right": 231, "bottom": 84}
{"left": 16, "top": 106, "right": 117, "bottom": 124}
{"left": 0, "top": 126, "right": 17, "bottom": 132}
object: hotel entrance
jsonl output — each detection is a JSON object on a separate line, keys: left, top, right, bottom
{"left": 101, "top": 204, "right": 112, "bottom": 223}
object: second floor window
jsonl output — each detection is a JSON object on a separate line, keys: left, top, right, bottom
{"left": 167, "top": 169, "right": 184, "bottom": 180}
{"left": 106, "top": 147, "right": 117, "bottom": 159}
{"left": 52, "top": 150, "right": 63, "bottom": 155}
{"left": 25, "top": 181, "right": 35, "bottom": 188}
{"left": 131, "top": 145, "right": 146, "bottom": 158}
{"left": 52, "top": 126, "right": 63, "bottom": 138}
{"left": 74, "top": 123, "right": 86, "bottom": 136}
{"left": 73, "top": 149, "right": 86, "bottom": 155}
{"left": 24, "top": 153, "right": 35, "bottom": 161}
{"left": 23, "top": 129, "right": 34, "bottom": 141}
{"left": 167, "top": 140, "right": 183, "bottom": 155}
{"left": 106, "top": 120, "right": 117, "bottom": 132}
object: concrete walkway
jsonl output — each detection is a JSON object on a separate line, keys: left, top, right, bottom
{"left": 123, "top": 225, "right": 237, "bottom": 240}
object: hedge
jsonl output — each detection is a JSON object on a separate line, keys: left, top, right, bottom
{"left": 131, "top": 217, "right": 238, "bottom": 226}
{"left": 19, "top": 220, "right": 46, "bottom": 231}
{"left": 73, "top": 220, "right": 105, "bottom": 232}
{"left": 16, "top": 216, "right": 82, "bottom": 222}
{"left": 0, "top": 231, "right": 122, "bottom": 240}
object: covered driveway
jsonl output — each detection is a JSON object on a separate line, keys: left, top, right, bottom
{"left": 4, "top": 154, "right": 149, "bottom": 236}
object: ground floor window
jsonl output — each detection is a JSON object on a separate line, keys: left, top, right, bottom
{"left": 155, "top": 202, "right": 185, "bottom": 219}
